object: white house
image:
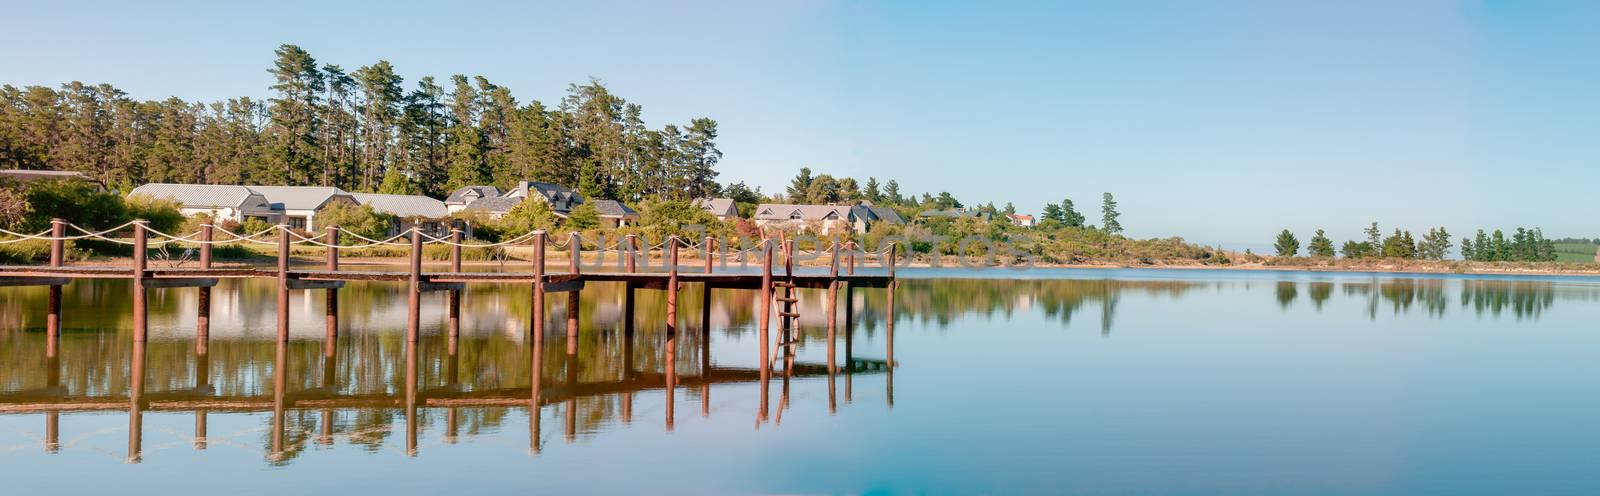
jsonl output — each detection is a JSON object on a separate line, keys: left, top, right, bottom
{"left": 752, "top": 202, "right": 903, "bottom": 235}
{"left": 351, "top": 193, "right": 451, "bottom": 236}
{"left": 444, "top": 185, "right": 502, "bottom": 214}
{"left": 246, "top": 186, "right": 358, "bottom": 231}
{"left": 127, "top": 183, "right": 275, "bottom": 224}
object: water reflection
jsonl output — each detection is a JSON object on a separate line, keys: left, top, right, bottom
{"left": 3, "top": 274, "right": 1598, "bottom": 465}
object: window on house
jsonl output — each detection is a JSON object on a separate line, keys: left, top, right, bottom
{"left": 287, "top": 216, "right": 307, "bottom": 229}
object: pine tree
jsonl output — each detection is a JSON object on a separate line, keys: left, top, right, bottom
{"left": 1062, "top": 197, "right": 1085, "bottom": 227}
{"left": 864, "top": 177, "right": 881, "bottom": 203}
{"left": 1274, "top": 229, "right": 1300, "bottom": 257}
{"left": 786, "top": 167, "right": 813, "bottom": 201}
{"left": 1307, "top": 229, "right": 1335, "bottom": 257}
{"left": 1041, "top": 203, "right": 1065, "bottom": 224}
{"left": 1100, "top": 192, "right": 1122, "bottom": 234}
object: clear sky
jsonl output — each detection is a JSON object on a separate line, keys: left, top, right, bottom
{"left": 3, "top": 1, "right": 1596, "bottom": 246}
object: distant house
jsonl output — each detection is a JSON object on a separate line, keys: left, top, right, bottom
{"left": 246, "top": 186, "right": 358, "bottom": 230}
{"left": 753, "top": 202, "right": 903, "bottom": 235}
{"left": 0, "top": 169, "right": 105, "bottom": 190}
{"left": 1007, "top": 213, "right": 1036, "bottom": 228}
{"left": 505, "top": 181, "right": 584, "bottom": 215}
{"left": 443, "top": 186, "right": 502, "bottom": 214}
{"left": 351, "top": 193, "right": 451, "bottom": 236}
{"left": 694, "top": 198, "right": 739, "bottom": 220}
{"left": 590, "top": 200, "right": 639, "bottom": 227}
{"left": 127, "top": 183, "right": 275, "bottom": 224}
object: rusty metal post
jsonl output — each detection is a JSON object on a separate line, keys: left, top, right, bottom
{"left": 667, "top": 236, "right": 679, "bottom": 338}
{"left": 275, "top": 223, "right": 290, "bottom": 342}
{"left": 566, "top": 233, "right": 580, "bottom": 345}
{"left": 886, "top": 242, "right": 897, "bottom": 279}
{"left": 406, "top": 227, "right": 422, "bottom": 342}
{"left": 784, "top": 239, "right": 795, "bottom": 277}
{"left": 703, "top": 235, "right": 714, "bottom": 273}
{"left": 450, "top": 228, "right": 463, "bottom": 272}
{"left": 199, "top": 223, "right": 213, "bottom": 268}
{"left": 532, "top": 231, "right": 546, "bottom": 343}
{"left": 132, "top": 220, "right": 149, "bottom": 342}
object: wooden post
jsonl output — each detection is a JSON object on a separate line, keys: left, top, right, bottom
{"left": 759, "top": 239, "right": 772, "bottom": 373}
{"left": 448, "top": 228, "right": 461, "bottom": 340}
{"left": 566, "top": 233, "right": 580, "bottom": 344}
{"left": 702, "top": 236, "right": 713, "bottom": 336}
{"left": 532, "top": 231, "right": 546, "bottom": 343}
{"left": 197, "top": 223, "right": 213, "bottom": 349}
{"left": 830, "top": 240, "right": 840, "bottom": 278}
{"left": 624, "top": 233, "right": 638, "bottom": 273}
{"left": 886, "top": 242, "right": 897, "bottom": 279}
{"left": 703, "top": 236, "right": 714, "bottom": 273}
{"left": 275, "top": 223, "right": 289, "bottom": 342}
{"left": 406, "top": 227, "right": 422, "bottom": 342}
{"left": 47, "top": 218, "right": 64, "bottom": 355}
{"left": 847, "top": 241, "right": 856, "bottom": 275}
{"left": 324, "top": 225, "right": 339, "bottom": 347}
{"left": 784, "top": 239, "right": 795, "bottom": 277}
{"left": 132, "top": 220, "right": 149, "bottom": 342}
{"left": 667, "top": 236, "right": 679, "bottom": 338}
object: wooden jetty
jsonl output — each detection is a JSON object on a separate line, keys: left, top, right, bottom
{"left": 0, "top": 219, "right": 900, "bottom": 461}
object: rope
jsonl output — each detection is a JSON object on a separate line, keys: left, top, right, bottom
{"left": 0, "top": 228, "right": 53, "bottom": 244}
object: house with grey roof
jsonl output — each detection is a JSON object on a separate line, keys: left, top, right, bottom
{"left": 245, "top": 186, "right": 358, "bottom": 231}
{"left": 443, "top": 185, "right": 502, "bottom": 214}
{"left": 128, "top": 183, "right": 275, "bottom": 224}
{"left": 752, "top": 202, "right": 902, "bottom": 235}
{"left": 505, "top": 181, "right": 584, "bottom": 214}
{"left": 589, "top": 200, "right": 639, "bottom": 227}
{"left": 694, "top": 198, "right": 739, "bottom": 220}
{"left": 351, "top": 193, "right": 451, "bottom": 236}
{"left": 462, "top": 196, "right": 525, "bottom": 219}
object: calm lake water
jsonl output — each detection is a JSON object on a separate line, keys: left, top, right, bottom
{"left": 3, "top": 267, "right": 1600, "bottom": 494}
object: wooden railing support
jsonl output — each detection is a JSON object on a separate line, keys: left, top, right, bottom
{"left": 275, "top": 224, "right": 290, "bottom": 342}
{"left": 132, "top": 220, "right": 149, "bottom": 342}
{"left": 406, "top": 227, "right": 422, "bottom": 342}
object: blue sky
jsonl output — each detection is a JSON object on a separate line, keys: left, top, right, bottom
{"left": 3, "top": 1, "right": 1596, "bottom": 246}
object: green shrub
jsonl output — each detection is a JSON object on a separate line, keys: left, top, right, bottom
{"left": 318, "top": 201, "right": 397, "bottom": 240}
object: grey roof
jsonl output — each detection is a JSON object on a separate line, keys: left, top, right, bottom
{"left": 862, "top": 206, "right": 905, "bottom": 224}
{"left": 351, "top": 193, "right": 448, "bottom": 219}
{"left": 445, "top": 185, "right": 501, "bottom": 204}
{"left": 511, "top": 181, "right": 583, "bottom": 213}
{"left": 918, "top": 209, "right": 980, "bottom": 218}
{"left": 590, "top": 199, "right": 638, "bottom": 218}
{"left": 464, "top": 196, "right": 524, "bottom": 214}
{"left": 128, "top": 183, "right": 266, "bottom": 210}
{"left": 246, "top": 186, "right": 353, "bottom": 211}
{"left": 695, "top": 198, "right": 738, "bottom": 216}
{"left": 753, "top": 204, "right": 855, "bottom": 222}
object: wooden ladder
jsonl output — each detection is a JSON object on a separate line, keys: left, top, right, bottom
{"left": 774, "top": 279, "right": 799, "bottom": 345}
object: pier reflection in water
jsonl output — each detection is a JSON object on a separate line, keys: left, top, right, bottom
{"left": 5, "top": 272, "right": 1600, "bottom": 493}
{"left": 0, "top": 277, "right": 898, "bottom": 463}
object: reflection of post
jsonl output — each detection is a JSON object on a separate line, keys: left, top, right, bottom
{"left": 565, "top": 337, "right": 577, "bottom": 443}
{"left": 701, "top": 316, "right": 711, "bottom": 417}
{"left": 127, "top": 339, "right": 146, "bottom": 463}
{"left": 446, "top": 340, "right": 459, "bottom": 444}
{"left": 275, "top": 223, "right": 289, "bottom": 342}
{"left": 827, "top": 280, "right": 838, "bottom": 414}
{"left": 529, "top": 320, "right": 544, "bottom": 455}
{"left": 406, "top": 227, "right": 422, "bottom": 342}
{"left": 886, "top": 279, "right": 896, "bottom": 408}
{"left": 665, "top": 324, "right": 677, "bottom": 432}
{"left": 195, "top": 347, "right": 210, "bottom": 450}
{"left": 325, "top": 225, "right": 339, "bottom": 346}
{"left": 844, "top": 301, "right": 853, "bottom": 403}
{"left": 133, "top": 220, "right": 149, "bottom": 342}
{"left": 47, "top": 218, "right": 64, "bottom": 356}
{"left": 45, "top": 352, "right": 60, "bottom": 453}
{"left": 405, "top": 340, "right": 418, "bottom": 457}
{"left": 318, "top": 338, "right": 335, "bottom": 446}
{"left": 621, "top": 324, "right": 633, "bottom": 424}
{"left": 270, "top": 339, "right": 286, "bottom": 461}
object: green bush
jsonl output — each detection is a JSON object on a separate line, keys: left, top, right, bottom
{"left": 317, "top": 201, "right": 397, "bottom": 240}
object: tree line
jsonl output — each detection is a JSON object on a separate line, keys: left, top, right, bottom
{"left": 0, "top": 44, "right": 723, "bottom": 200}
{"left": 1273, "top": 223, "right": 1557, "bottom": 262}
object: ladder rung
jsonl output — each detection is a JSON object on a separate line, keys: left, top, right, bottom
{"left": 778, "top": 311, "right": 800, "bottom": 317}
{"left": 775, "top": 297, "right": 798, "bottom": 302}
{"left": 772, "top": 281, "right": 795, "bottom": 287}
